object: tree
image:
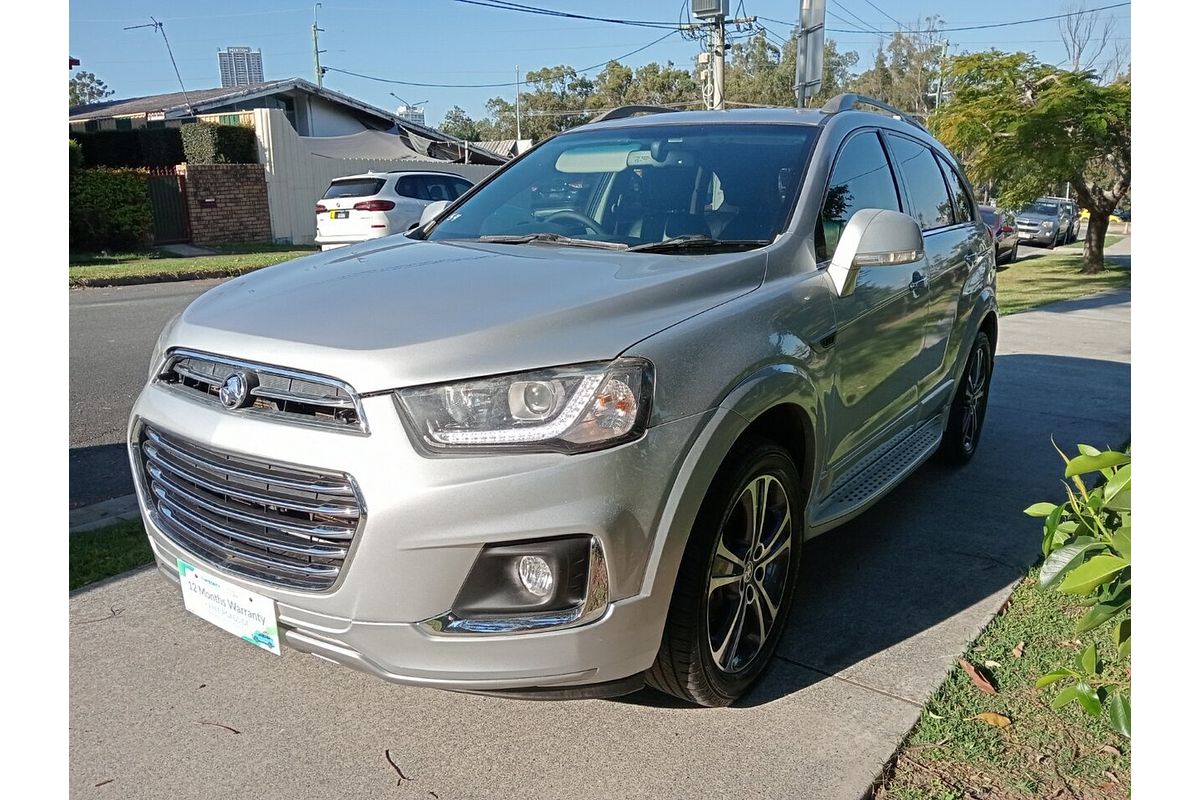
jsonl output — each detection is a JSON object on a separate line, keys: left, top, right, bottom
{"left": 439, "top": 106, "right": 482, "bottom": 142}
{"left": 70, "top": 71, "right": 114, "bottom": 106}
{"left": 931, "top": 51, "right": 1131, "bottom": 273}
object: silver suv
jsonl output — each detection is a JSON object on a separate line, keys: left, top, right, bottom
{"left": 129, "top": 95, "right": 997, "bottom": 707}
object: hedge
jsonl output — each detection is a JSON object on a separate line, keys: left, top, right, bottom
{"left": 180, "top": 122, "right": 258, "bottom": 164}
{"left": 69, "top": 140, "right": 83, "bottom": 174}
{"left": 70, "top": 168, "right": 153, "bottom": 251}
{"left": 72, "top": 128, "right": 184, "bottom": 168}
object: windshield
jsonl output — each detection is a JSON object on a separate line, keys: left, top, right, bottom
{"left": 1022, "top": 202, "right": 1060, "bottom": 216}
{"left": 426, "top": 123, "right": 818, "bottom": 252}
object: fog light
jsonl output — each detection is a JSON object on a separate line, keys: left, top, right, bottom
{"left": 518, "top": 555, "right": 554, "bottom": 597}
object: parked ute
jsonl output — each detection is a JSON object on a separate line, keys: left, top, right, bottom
{"left": 314, "top": 170, "right": 475, "bottom": 250}
{"left": 130, "top": 96, "right": 998, "bottom": 707}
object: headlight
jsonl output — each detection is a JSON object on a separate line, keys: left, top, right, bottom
{"left": 396, "top": 358, "right": 653, "bottom": 454}
{"left": 1041, "top": 220, "right": 1053, "bottom": 228}
{"left": 147, "top": 313, "right": 181, "bottom": 381}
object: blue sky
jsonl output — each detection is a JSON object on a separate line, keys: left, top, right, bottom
{"left": 68, "top": 1, "right": 1132, "bottom": 126}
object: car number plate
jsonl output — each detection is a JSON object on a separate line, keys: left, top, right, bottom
{"left": 330, "top": 210, "right": 349, "bottom": 219}
{"left": 1018, "top": 232, "right": 1033, "bottom": 239}
{"left": 177, "top": 559, "right": 281, "bottom": 655}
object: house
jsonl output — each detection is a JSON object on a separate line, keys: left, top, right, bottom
{"left": 68, "top": 77, "right": 506, "bottom": 165}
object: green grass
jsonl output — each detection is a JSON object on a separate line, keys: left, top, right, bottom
{"left": 998, "top": 251, "right": 1130, "bottom": 316}
{"left": 69, "top": 242, "right": 317, "bottom": 287}
{"left": 873, "top": 570, "right": 1130, "bottom": 800}
{"left": 70, "top": 519, "right": 154, "bottom": 591}
{"left": 1061, "top": 234, "right": 1124, "bottom": 250}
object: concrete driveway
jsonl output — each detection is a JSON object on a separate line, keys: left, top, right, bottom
{"left": 70, "top": 291, "right": 1130, "bottom": 800}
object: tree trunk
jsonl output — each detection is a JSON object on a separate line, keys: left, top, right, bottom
{"left": 1081, "top": 212, "right": 1110, "bottom": 274}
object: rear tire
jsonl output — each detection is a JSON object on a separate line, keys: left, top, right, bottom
{"left": 645, "top": 438, "right": 803, "bottom": 707}
{"left": 938, "top": 331, "right": 994, "bottom": 465}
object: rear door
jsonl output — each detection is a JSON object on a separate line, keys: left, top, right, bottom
{"left": 392, "top": 175, "right": 434, "bottom": 228}
{"left": 820, "top": 129, "right": 928, "bottom": 486}
{"left": 884, "top": 134, "right": 987, "bottom": 406}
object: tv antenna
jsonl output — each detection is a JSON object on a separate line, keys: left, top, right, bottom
{"left": 124, "top": 17, "right": 195, "bottom": 114}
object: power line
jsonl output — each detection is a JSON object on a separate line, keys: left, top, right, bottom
{"left": 829, "top": 1, "right": 886, "bottom": 35}
{"left": 445, "top": 0, "right": 679, "bottom": 30}
{"left": 822, "top": 2, "right": 1131, "bottom": 34}
{"left": 858, "top": 0, "right": 904, "bottom": 29}
{"left": 323, "top": 29, "right": 679, "bottom": 89}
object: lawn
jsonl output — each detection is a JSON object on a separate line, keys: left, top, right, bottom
{"left": 873, "top": 569, "right": 1130, "bottom": 800}
{"left": 70, "top": 519, "right": 154, "bottom": 591}
{"left": 69, "top": 242, "right": 317, "bottom": 287}
{"left": 997, "top": 250, "right": 1130, "bottom": 316}
{"left": 1061, "top": 234, "right": 1125, "bottom": 250}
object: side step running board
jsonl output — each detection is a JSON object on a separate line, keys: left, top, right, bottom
{"left": 810, "top": 418, "right": 944, "bottom": 532}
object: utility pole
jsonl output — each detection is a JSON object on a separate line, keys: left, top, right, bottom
{"left": 712, "top": 19, "right": 726, "bottom": 110}
{"left": 934, "top": 39, "right": 949, "bottom": 110}
{"left": 124, "top": 17, "right": 193, "bottom": 114}
{"left": 794, "top": 0, "right": 827, "bottom": 107}
{"left": 515, "top": 65, "right": 522, "bottom": 140}
{"left": 686, "top": 2, "right": 755, "bottom": 111}
{"left": 312, "top": 3, "right": 325, "bottom": 88}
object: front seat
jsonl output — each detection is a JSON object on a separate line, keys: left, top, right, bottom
{"left": 630, "top": 160, "right": 710, "bottom": 242}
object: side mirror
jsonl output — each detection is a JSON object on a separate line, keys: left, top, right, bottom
{"left": 418, "top": 199, "right": 452, "bottom": 228}
{"left": 828, "top": 209, "right": 924, "bottom": 298}
{"left": 1000, "top": 224, "right": 1014, "bottom": 234}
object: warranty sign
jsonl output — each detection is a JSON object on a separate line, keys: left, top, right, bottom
{"left": 177, "top": 559, "right": 281, "bottom": 655}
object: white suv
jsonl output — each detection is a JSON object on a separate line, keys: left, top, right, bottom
{"left": 315, "top": 171, "right": 475, "bottom": 250}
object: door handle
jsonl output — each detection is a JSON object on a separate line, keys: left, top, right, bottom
{"left": 908, "top": 271, "right": 928, "bottom": 296}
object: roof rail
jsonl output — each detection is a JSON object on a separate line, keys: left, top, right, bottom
{"left": 589, "top": 104, "right": 680, "bottom": 124}
{"left": 820, "top": 93, "right": 926, "bottom": 131}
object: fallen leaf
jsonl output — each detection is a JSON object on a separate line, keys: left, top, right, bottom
{"left": 1100, "top": 744, "right": 1122, "bottom": 757}
{"left": 1012, "top": 641, "right": 1025, "bottom": 658}
{"left": 973, "top": 712, "right": 1012, "bottom": 728}
{"left": 959, "top": 658, "right": 998, "bottom": 694}
{"left": 926, "top": 711, "right": 945, "bottom": 719}
{"left": 95, "top": 779, "right": 114, "bottom": 788}
{"left": 197, "top": 721, "right": 240, "bottom": 735}
{"left": 1105, "top": 771, "right": 1121, "bottom": 784}
{"left": 985, "top": 660, "right": 1002, "bottom": 669}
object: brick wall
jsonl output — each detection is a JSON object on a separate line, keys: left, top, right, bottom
{"left": 176, "top": 163, "right": 272, "bottom": 245}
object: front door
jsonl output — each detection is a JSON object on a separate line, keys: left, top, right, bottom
{"left": 816, "top": 129, "right": 928, "bottom": 491}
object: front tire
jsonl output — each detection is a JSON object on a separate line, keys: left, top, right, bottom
{"left": 645, "top": 438, "right": 802, "bottom": 707}
{"left": 938, "top": 331, "right": 994, "bottom": 465}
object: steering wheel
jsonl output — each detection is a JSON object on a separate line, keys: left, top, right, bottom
{"left": 543, "top": 210, "right": 605, "bottom": 237}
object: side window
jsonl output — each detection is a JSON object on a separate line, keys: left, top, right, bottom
{"left": 816, "top": 130, "right": 901, "bottom": 262}
{"left": 936, "top": 155, "right": 974, "bottom": 223}
{"left": 418, "top": 176, "right": 452, "bottom": 202}
{"left": 886, "top": 134, "right": 954, "bottom": 231}
{"left": 394, "top": 176, "right": 422, "bottom": 199}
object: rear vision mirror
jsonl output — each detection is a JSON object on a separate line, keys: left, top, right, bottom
{"left": 828, "top": 209, "right": 924, "bottom": 298}
{"left": 418, "top": 199, "right": 452, "bottom": 228}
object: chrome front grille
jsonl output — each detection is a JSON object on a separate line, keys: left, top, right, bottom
{"left": 136, "top": 425, "right": 363, "bottom": 591}
{"left": 155, "top": 349, "right": 368, "bottom": 434}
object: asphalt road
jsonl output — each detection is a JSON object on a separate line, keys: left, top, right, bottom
{"left": 69, "top": 279, "right": 222, "bottom": 508}
{"left": 70, "top": 289, "right": 1130, "bottom": 799}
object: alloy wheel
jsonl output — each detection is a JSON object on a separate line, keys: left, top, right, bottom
{"left": 706, "top": 474, "right": 792, "bottom": 674}
{"left": 960, "top": 342, "right": 989, "bottom": 452}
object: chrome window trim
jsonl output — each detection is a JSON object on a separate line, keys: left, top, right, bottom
{"left": 419, "top": 537, "right": 611, "bottom": 635}
{"left": 154, "top": 348, "right": 370, "bottom": 435}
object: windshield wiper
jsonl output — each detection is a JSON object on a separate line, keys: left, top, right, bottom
{"left": 627, "top": 235, "right": 770, "bottom": 254}
{"left": 477, "top": 233, "right": 629, "bottom": 250}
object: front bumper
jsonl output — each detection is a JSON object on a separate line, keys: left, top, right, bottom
{"left": 129, "top": 382, "right": 707, "bottom": 692}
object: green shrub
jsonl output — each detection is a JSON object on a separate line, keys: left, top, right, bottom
{"left": 70, "top": 168, "right": 153, "bottom": 251}
{"left": 1025, "top": 443, "right": 1131, "bottom": 738}
{"left": 73, "top": 128, "right": 183, "bottom": 168}
{"left": 69, "top": 139, "right": 84, "bottom": 173}
{"left": 135, "top": 128, "right": 185, "bottom": 166}
{"left": 180, "top": 122, "right": 258, "bottom": 164}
